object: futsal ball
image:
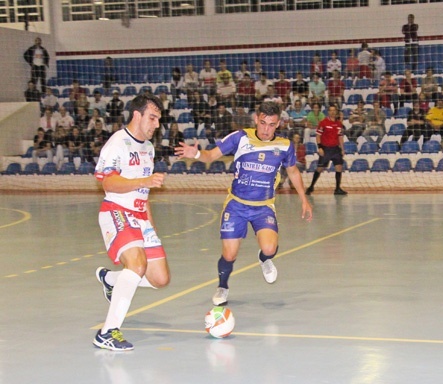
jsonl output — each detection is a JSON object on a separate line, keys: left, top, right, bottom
{"left": 205, "top": 306, "right": 235, "bottom": 338}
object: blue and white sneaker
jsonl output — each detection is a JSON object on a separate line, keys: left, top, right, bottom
{"left": 93, "top": 328, "right": 134, "bottom": 351}
{"left": 258, "top": 251, "right": 278, "bottom": 284}
{"left": 96, "top": 267, "right": 113, "bottom": 303}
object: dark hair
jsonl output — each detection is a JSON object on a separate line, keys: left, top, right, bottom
{"left": 128, "top": 94, "right": 163, "bottom": 122}
{"left": 257, "top": 101, "right": 281, "bottom": 118}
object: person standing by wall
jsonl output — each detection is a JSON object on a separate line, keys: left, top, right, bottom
{"left": 402, "top": 14, "right": 419, "bottom": 72}
{"left": 24, "top": 37, "right": 50, "bottom": 93}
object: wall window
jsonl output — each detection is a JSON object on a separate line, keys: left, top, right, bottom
{"left": 0, "top": 0, "right": 44, "bottom": 23}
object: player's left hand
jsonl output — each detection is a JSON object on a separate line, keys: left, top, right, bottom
{"left": 174, "top": 140, "right": 199, "bottom": 159}
{"left": 301, "top": 200, "right": 313, "bottom": 222}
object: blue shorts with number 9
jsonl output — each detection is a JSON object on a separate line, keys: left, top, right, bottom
{"left": 220, "top": 199, "right": 278, "bottom": 239}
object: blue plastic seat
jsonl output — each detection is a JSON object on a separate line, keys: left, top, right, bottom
{"left": 168, "top": 161, "right": 187, "bottom": 174}
{"left": 365, "top": 93, "right": 377, "bottom": 104}
{"left": 358, "top": 142, "right": 378, "bottom": 155}
{"left": 228, "top": 161, "right": 237, "bottom": 174}
{"left": 41, "top": 162, "right": 57, "bottom": 175}
{"left": 415, "top": 158, "right": 434, "bottom": 172}
{"left": 349, "top": 158, "right": 369, "bottom": 172}
{"left": 177, "top": 112, "right": 194, "bottom": 124}
{"left": 305, "top": 142, "right": 318, "bottom": 155}
{"left": 139, "top": 85, "right": 153, "bottom": 95}
{"left": 400, "top": 141, "right": 420, "bottom": 154}
{"left": 22, "top": 146, "right": 34, "bottom": 158}
{"left": 77, "top": 162, "right": 96, "bottom": 175}
{"left": 207, "top": 160, "right": 226, "bottom": 174}
{"left": 307, "top": 160, "right": 318, "bottom": 172}
{"left": 436, "top": 158, "right": 443, "bottom": 172}
{"left": 57, "top": 162, "right": 76, "bottom": 175}
{"left": 344, "top": 141, "right": 358, "bottom": 154}
{"left": 22, "top": 162, "right": 40, "bottom": 175}
{"left": 183, "top": 127, "right": 198, "bottom": 140}
{"left": 346, "top": 94, "right": 363, "bottom": 105}
{"left": 153, "top": 160, "right": 168, "bottom": 173}
{"left": 1, "top": 162, "right": 22, "bottom": 175}
{"left": 174, "top": 99, "right": 189, "bottom": 109}
{"left": 379, "top": 141, "right": 399, "bottom": 154}
{"left": 188, "top": 161, "right": 206, "bottom": 174}
{"left": 381, "top": 107, "right": 393, "bottom": 118}
{"left": 154, "top": 85, "right": 169, "bottom": 95}
{"left": 421, "top": 140, "right": 441, "bottom": 154}
{"left": 392, "top": 158, "right": 412, "bottom": 172}
{"left": 395, "top": 107, "right": 412, "bottom": 119}
{"left": 370, "top": 158, "right": 391, "bottom": 172}
{"left": 122, "top": 85, "right": 137, "bottom": 96}
{"left": 355, "top": 78, "right": 371, "bottom": 89}
{"left": 388, "top": 123, "right": 406, "bottom": 136}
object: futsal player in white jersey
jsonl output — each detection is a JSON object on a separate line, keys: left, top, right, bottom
{"left": 93, "top": 94, "right": 169, "bottom": 351}
{"left": 176, "top": 101, "right": 313, "bottom": 306}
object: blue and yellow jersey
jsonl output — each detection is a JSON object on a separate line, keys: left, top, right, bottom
{"left": 217, "top": 128, "right": 296, "bottom": 205}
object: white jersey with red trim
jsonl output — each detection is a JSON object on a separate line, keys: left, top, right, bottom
{"left": 95, "top": 128, "right": 155, "bottom": 213}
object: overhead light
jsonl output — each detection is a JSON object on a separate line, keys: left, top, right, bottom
{"left": 98, "top": 17, "right": 109, "bottom": 20}
{"left": 94, "top": 1, "right": 103, "bottom": 4}
{"left": 180, "top": 2, "right": 193, "bottom": 6}
{"left": 139, "top": 15, "right": 158, "bottom": 18}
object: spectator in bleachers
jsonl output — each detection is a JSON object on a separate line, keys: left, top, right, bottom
{"left": 291, "top": 72, "right": 309, "bottom": 107}
{"left": 358, "top": 42, "right": 372, "bottom": 79}
{"left": 399, "top": 69, "right": 418, "bottom": 107}
{"left": 24, "top": 37, "right": 50, "bottom": 93}
{"left": 287, "top": 99, "right": 308, "bottom": 136}
{"left": 378, "top": 71, "right": 399, "bottom": 112}
{"left": 89, "top": 90, "right": 107, "bottom": 116}
{"left": 75, "top": 106, "right": 90, "bottom": 132}
{"left": 362, "top": 100, "right": 386, "bottom": 146}
{"left": 345, "top": 48, "right": 359, "bottom": 79}
{"left": 190, "top": 90, "right": 211, "bottom": 129}
{"left": 402, "top": 14, "right": 419, "bottom": 72}
{"left": 183, "top": 63, "right": 199, "bottom": 102}
{"left": 371, "top": 50, "right": 386, "bottom": 82}
{"left": 418, "top": 92, "right": 429, "bottom": 113}
{"left": 327, "top": 70, "right": 345, "bottom": 109}
{"left": 274, "top": 70, "right": 291, "bottom": 107}
{"left": 52, "top": 126, "right": 69, "bottom": 170}
{"left": 346, "top": 100, "right": 367, "bottom": 143}
{"left": 75, "top": 93, "right": 90, "bottom": 116}
{"left": 421, "top": 67, "right": 440, "bottom": 103}
{"left": 213, "top": 103, "right": 233, "bottom": 139}
{"left": 87, "top": 119, "right": 111, "bottom": 161}
{"left": 255, "top": 72, "right": 273, "bottom": 105}
{"left": 24, "top": 80, "right": 41, "bottom": 102}
{"left": 106, "top": 90, "right": 124, "bottom": 124}
{"left": 199, "top": 60, "right": 217, "bottom": 95}
{"left": 425, "top": 95, "right": 443, "bottom": 140}
{"left": 103, "top": 56, "right": 116, "bottom": 93}
{"left": 305, "top": 102, "right": 325, "bottom": 143}
{"left": 158, "top": 90, "right": 173, "bottom": 127}
{"left": 41, "top": 87, "right": 58, "bottom": 112}
{"left": 236, "top": 73, "right": 256, "bottom": 109}
{"left": 69, "top": 80, "right": 86, "bottom": 101}
{"left": 235, "top": 61, "right": 250, "bottom": 83}
{"left": 401, "top": 100, "right": 427, "bottom": 144}
{"left": 279, "top": 132, "right": 306, "bottom": 189}
{"left": 87, "top": 108, "right": 106, "bottom": 131}
{"left": 231, "top": 106, "right": 253, "bottom": 131}
{"left": 110, "top": 122, "right": 123, "bottom": 136}
{"left": 216, "top": 73, "right": 236, "bottom": 108}
{"left": 66, "top": 126, "right": 85, "bottom": 162}
{"left": 208, "top": 94, "right": 218, "bottom": 120}
{"left": 251, "top": 59, "right": 264, "bottom": 82}
{"left": 32, "top": 127, "right": 53, "bottom": 164}
{"left": 40, "top": 107, "right": 58, "bottom": 132}
{"left": 166, "top": 122, "right": 184, "bottom": 158}
{"left": 264, "top": 85, "right": 283, "bottom": 106}
{"left": 308, "top": 73, "right": 326, "bottom": 106}
{"left": 216, "top": 59, "right": 233, "bottom": 84}
{"left": 56, "top": 106, "right": 75, "bottom": 132}
{"left": 326, "top": 52, "right": 342, "bottom": 78}
{"left": 63, "top": 93, "right": 76, "bottom": 117}
{"left": 310, "top": 52, "right": 324, "bottom": 79}
{"left": 170, "top": 67, "right": 184, "bottom": 102}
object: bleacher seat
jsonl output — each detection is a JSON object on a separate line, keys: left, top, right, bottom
{"left": 307, "top": 160, "right": 318, "bottom": 172}
{"left": 344, "top": 141, "right": 358, "bottom": 154}
{"left": 168, "top": 161, "right": 187, "bottom": 174}
{"left": 365, "top": 93, "right": 377, "bottom": 104}
{"left": 153, "top": 160, "right": 168, "bottom": 173}
{"left": 346, "top": 94, "right": 363, "bottom": 105}
{"left": 349, "top": 158, "right": 369, "bottom": 172}
{"left": 1, "top": 162, "right": 22, "bottom": 175}
{"left": 421, "top": 140, "right": 441, "bottom": 154}
{"left": 355, "top": 78, "right": 371, "bottom": 89}
{"left": 174, "top": 99, "right": 189, "bottom": 109}
{"left": 400, "top": 141, "right": 420, "bottom": 154}
{"left": 61, "top": 88, "right": 71, "bottom": 98}
{"left": 77, "top": 162, "right": 96, "bottom": 175}
{"left": 228, "top": 161, "right": 237, "bottom": 173}
{"left": 358, "top": 142, "right": 378, "bottom": 155}
{"left": 183, "top": 127, "right": 197, "bottom": 139}
{"left": 395, "top": 107, "right": 412, "bottom": 119}
{"left": 436, "top": 158, "right": 443, "bottom": 172}
{"left": 188, "top": 161, "right": 206, "bottom": 174}
{"left": 342, "top": 108, "right": 353, "bottom": 119}
{"left": 124, "top": 100, "right": 132, "bottom": 111}
{"left": 344, "top": 79, "right": 354, "bottom": 89}
{"left": 22, "top": 163, "right": 40, "bottom": 175}
{"left": 392, "top": 158, "right": 412, "bottom": 172}
{"left": 381, "top": 107, "right": 393, "bottom": 118}
{"left": 388, "top": 123, "right": 406, "bottom": 136}
{"left": 207, "top": 160, "right": 226, "bottom": 174}
{"left": 206, "top": 144, "right": 217, "bottom": 150}
{"left": 154, "top": 85, "right": 169, "bottom": 95}
{"left": 22, "top": 147, "right": 34, "bottom": 158}
{"left": 177, "top": 112, "right": 194, "bottom": 124}
{"left": 414, "top": 158, "right": 434, "bottom": 172}
{"left": 379, "top": 141, "right": 399, "bottom": 154}
{"left": 328, "top": 161, "right": 348, "bottom": 172}
{"left": 122, "top": 85, "right": 137, "bottom": 96}
{"left": 139, "top": 85, "right": 152, "bottom": 94}
{"left": 93, "top": 87, "right": 105, "bottom": 95}
{"left": 57, "top": 162, "right": 76, "bottom": 175}
{"left": 40, "top": 162, "right": 57, "bottom": 175}
{"left": 305, "top": 142, "right": 318, "bottom": 155}
{"left": 370, "top": 158, "right": 391, "bottom": 172}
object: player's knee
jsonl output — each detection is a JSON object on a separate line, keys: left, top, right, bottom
{"left": 260, "top": 244, "right": 278, "bottom": 258}
{"left": 150, "top": 273, "right": 170, "bottom": 288}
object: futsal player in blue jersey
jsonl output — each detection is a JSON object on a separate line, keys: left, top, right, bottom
{"left": 175, "top": 101, "right": 313, "bottom": 305}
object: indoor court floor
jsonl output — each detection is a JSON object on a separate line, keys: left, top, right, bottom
{"left": 1, "top": 191, "right": 443, "bottom": 384}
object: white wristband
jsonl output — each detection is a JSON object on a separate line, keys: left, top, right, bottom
{"left": 194, "top": 150, "right": 201, "bottom": 159}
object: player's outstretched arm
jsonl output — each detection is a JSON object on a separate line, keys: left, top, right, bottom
{"left": 102, "top": 173, "right": 165, "bottom": 194}
{"left": 286, "top": 165, "right": 313, "bottom": 222}
{"left": 175, "top": 140, "right": 223, "bottom": 163}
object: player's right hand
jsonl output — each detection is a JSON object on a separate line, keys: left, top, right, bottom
{"left": 145, "top": 173, "right": 165, "bottom": 188}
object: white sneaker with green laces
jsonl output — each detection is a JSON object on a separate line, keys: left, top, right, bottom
{"left": 212, "top": 287, "right": 229, "bottom": 306}
{"left": 259, "top": 253, "right": 278, "bottom": 283}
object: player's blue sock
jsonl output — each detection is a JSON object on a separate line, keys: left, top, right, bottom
{"left": 218, "top": 256, "right": 234, "bottom": 289}
{"left": 259, "top": 246, "right": 279, "bottom": 262}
